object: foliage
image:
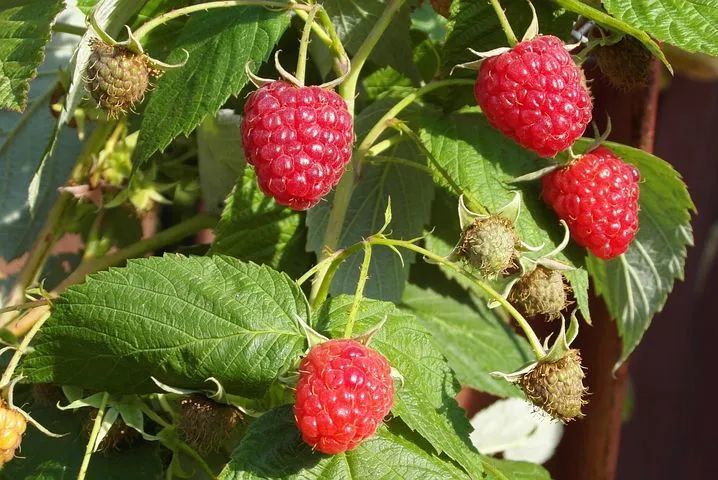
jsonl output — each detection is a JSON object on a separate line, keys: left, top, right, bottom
{"left": 0, "top": 0, "right": 699, "bottom": 478}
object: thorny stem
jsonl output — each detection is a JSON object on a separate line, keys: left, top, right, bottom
{"left": 488, "top": 0, "right": 518, "bottom": 47}
{"left": 295, "top": 5, "right": 320, "bottom": 85}
{"left": 132, "top": 1, "right": 312, "bottom": 42}
{"left": 77, "top": 392, "right": 109, "bottom": 480}
{"left": 344, "top": 242, "right": 372, "bottom": 338}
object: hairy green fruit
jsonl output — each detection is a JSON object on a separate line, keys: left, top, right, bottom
{"left": 509, "top": 266, "right": 567, "bottom": 318}
{"left": 462, "top": 216, "right": 517, "bottom": 277}
{"left": 179, "top": 395, "right": 243, "bottom": 454}
{"left": 519, "top": 349, "right": 587, "bottom": 422}
{"left": 594, "top": 37, "right": 652, "bottom": 91}
{"left": 85, "top": 39, "right": 153, "bottom": 116}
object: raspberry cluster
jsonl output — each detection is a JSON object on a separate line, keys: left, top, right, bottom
{"left": 542, "top": 147, "right": 640, "bottom": 259}
{"left": 474, "top": 35, "right": 593, "bottom": 158}
{"left": 241, "top": 81, "right": 354, "bottom": 211}
{"left": 294, "top": 339, "right": 394, "bottom": 454}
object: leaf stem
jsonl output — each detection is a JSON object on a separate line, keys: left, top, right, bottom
{"left": 488, "top": 0, "right": 518, "bottom": 47}
{"left": 132, "top": 1, "right": 312, "bottom": 42}
{"left": 344, "top": 242, "right": 372, "bottom": 338}
{"left": 295, "top": 5, "right": 320, "bottom": 85}
{"left": 0, "top": 299, "right": 50, "bottom": 315}
{"left": 77, "top": 392, "right": 109, "bottom": 480}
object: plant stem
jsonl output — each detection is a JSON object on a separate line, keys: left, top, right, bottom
{"left": 133, "top": 1, "right": 311, "bottom": 42}
{"left": 344, "top": 242, "right": 372, "bottom": 338}
{"left": 0, "top": 299, "right": 49, "bottom": 315}
{"left": 295, "top": 5, "right": 319, "bottom": 85}
{"left": 338, "top": 0, "right": 406, "bottom": 114}
{"left": 365, "top": 135, "right": 404, "bottom": 157}
{"left": 77, "top": 393, "right": 109, "bottom": 480}
{"left": 139, "top": 402, "right": 172, "bottom": 429}
{"left": 488, "top": 0, "right": 518, "bottom": 46}
{"left": 56, "top": 213, "right": 217, "bottom": 292}
{"left": 309, "top": 243, "right": 364, "bottom": 309}
{"left": 52, "top": 22, "right": 86, "bottom": 36}
{"left": 0, "top": 310, "right": 50, "bottom": 390}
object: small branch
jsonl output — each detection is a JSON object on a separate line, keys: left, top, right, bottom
{"left": 365, "top": 135, "right": 404, "bottom": 157}
{"left": 295, "top": 5, "right": 320, "bottom": 85}
{"left": 344, "top": 242, "right": 372, "bottom": 338}
{"left": 56, "top": 213, "right": 217, "bottom": 292}
{"left": 52, "top": 22, "right": 86, "bottom": 36}
{"left": 132, "top": 0, "right": 311, "bottom": 42}
{"left": 77, "top": 393, "right": 109, "bottom": 480}
{"left": 0, "top": 299, "right": 49, "bottom": 315}
{"left": 488, "top": 0, "right": 518, "bottom": 46}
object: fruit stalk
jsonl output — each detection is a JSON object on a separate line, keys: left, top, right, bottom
{"left": 344, "top": 242, "right": 372, "bottom": 338}
{"left": 294, "top": 5, "right": 320, "bottom": 85}
{"left": 487, "top": 0, "right": 518, "bottom": 46}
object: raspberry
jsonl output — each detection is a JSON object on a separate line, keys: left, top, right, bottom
{"left": 519, "top": 349, "right": 587, "bottom": 422}
{"left": 0, "top": 401, "right": 26, "bottom": 466}
{"left": 594, "top": 37, "right": 652, "bottom": 91}
{"left": 241, "top": 81, "right": 354, "bottom": 211}
{"left": 294, "top": 339, "right": 394, "bottom": 454}
{"left": 179, "top": 395, "right": 243, "bottom": 454}
{"left": 474, "top": 35, "right": 593, "bottom": 157}
{"left": 462, "top": 216, "right": 517, "bottom": 277}
{"left": 508, "top": 266, "right": 567, "bottom": 319}
{"left": 85, "top": 39, "right": 154, "bottom": 117}
{"left": 542, "top": 147, "right": 640, "bottom": 259}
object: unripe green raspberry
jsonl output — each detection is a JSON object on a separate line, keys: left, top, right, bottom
{"left": 85, "top": 39, "right": 153, "bottom": 116}
{"left": 179, "top": 395, "right": 243, "bottom": 454}
{"left": 508, "top": 266, "right": 567, "bottom": 319}
{"left": 519, "top": 349, "right": 587, "bottom": 422}
{"left": 594, "top": 37, "right": 652, "bottom": 91}
{"left": 462, "top": 216, "right": 517, "bottom": 277}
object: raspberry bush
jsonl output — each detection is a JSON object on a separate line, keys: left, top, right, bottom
{"left": 0, "top": 0, "right": 703, "bottom": 478}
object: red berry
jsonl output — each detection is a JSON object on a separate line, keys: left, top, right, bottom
{"left": 294, "top": 339, "right": 394, "bottom": 454}
{"left": 241, "top": 81, "right": 354, "bottom": 210}
{"left": 542, "top": 147, "right": 640, "bottom": 259}
{"left": 474, "top": 35, "right": 593, "bottom": 157}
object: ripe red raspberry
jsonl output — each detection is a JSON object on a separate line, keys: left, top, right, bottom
{"left": 474, "top": 35, "right": 593, "bottom": 157}
{"left": 241, "top": 81, "right": 353, "bottom": 211}
{"left": 542, "top": 147, "right": 640, "bottom": 259}
{"left": 294, "top": 339, "right": 394, "bottom": 454}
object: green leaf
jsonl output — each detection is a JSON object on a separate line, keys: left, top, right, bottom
{"left": 209, "top": 168, "right": 311, "bottom": 279}
{"left": 603, "top": 0, "right": 718, "bottom": 56}
{"left": 197, "top": 109, "right": 245, "bottom": 214}
{"left": 23, "top": 255, "right": 308, "bottom": 396}
{"left": 0, "top": 0, "right": 64, "bottom": 111}
{"left": 316, "top": 296, "right": 484, "bottom": 477}
{"left": 442, "top": 0, "right": 574, "bottom": 72}
{"left": 0, "top": 24, "right": 84, "bottom": 261}
{"left": 361, "top": 66, "right": 414, "bottom": 102}
{"left": 0, "top": 403, "right": 163, "bottom": 480}
{"left": 322, "top": 0, "right": 418, "bottom": 81}
{"left": 219, "top": 406, "right": 469, "bottom": 479}
{"left": 416, "top": 108, "right": 591, "bottom": 322}
{"left": 401, "top": 284, "right": 532, "bottom": 398}
{"left": 133, "top": 7, "right": 289, "bottom": 166}
{"left": 576, "top": 140, "right": 694, "bottom": 368}
{"left": 482, "top": 456, "right": 552, "bottom": 480}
